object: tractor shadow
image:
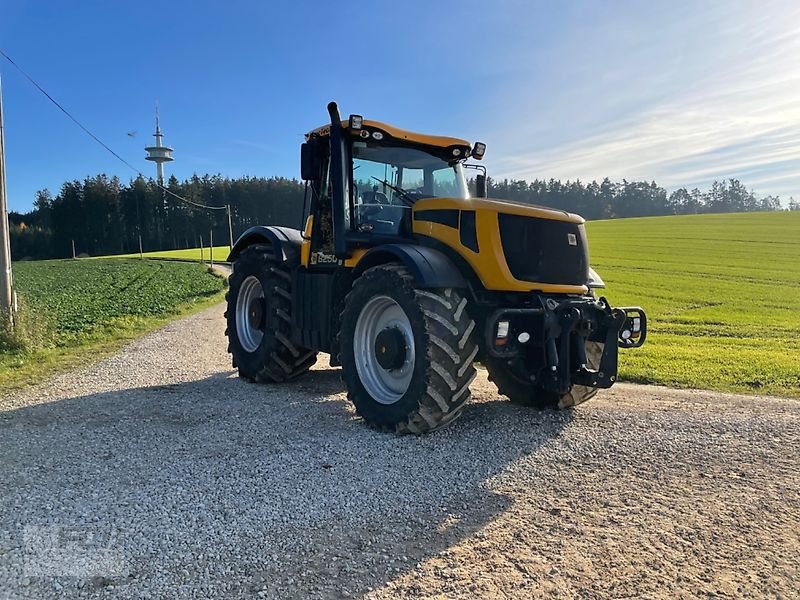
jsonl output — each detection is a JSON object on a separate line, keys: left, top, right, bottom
{"left": 0, "top": 366, "right": 573, "bottom": 598}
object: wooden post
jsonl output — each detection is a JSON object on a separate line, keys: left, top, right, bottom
{"left": 0, "top": 76, "right": 14, "bottom": 325}
{"left": 209, "top": 230, "right": 214, "bottom": 267}
{"left": 138, "top": 234, "right": 144, "bottom": 259}
{"left": 199, "top": 235, "right": 204, "bottom": 263}
{"left": 71, "top": 239, "right": 76, "bottom": 259}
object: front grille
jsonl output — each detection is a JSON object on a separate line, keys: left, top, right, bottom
{"left": 498, "top": 214, "right": 589, "bottom": 285}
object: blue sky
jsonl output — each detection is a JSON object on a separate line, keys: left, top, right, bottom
{"left": 2, "top": 0, "right": 799, "bottom": 212}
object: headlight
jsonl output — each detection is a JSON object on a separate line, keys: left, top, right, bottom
{"left": 588, "top": 267, "right": 605, "bottom": 289}
{"left": 496, "top": 320, "right": 509, "bottom": 338}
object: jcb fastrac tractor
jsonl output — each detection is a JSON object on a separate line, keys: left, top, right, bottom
{"left": 225, "top": 102, "right": 646, "bottom": 434}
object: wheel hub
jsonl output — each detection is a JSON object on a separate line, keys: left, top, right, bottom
{"left": 374, "top": 327, "right": 407, "bottom": 370}
{"left": 248, "top": 298, "right": 265, "bottom": 330}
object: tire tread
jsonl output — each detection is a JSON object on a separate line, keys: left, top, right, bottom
{"left": 225, "top": 244, "right": 317, "bottom": 383}
{"left": 341, "top": 264, "right": 479, "bottom": 434}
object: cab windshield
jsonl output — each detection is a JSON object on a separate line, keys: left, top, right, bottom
{"left": 351, "top": 141, "right": 468, "bottom": 234}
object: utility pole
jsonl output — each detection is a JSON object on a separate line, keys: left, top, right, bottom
{"left": 0, "top": 76, "right": 15, "bottom": 326}
{"left": 226, "top": 204, "right": 234, "bottom": 250}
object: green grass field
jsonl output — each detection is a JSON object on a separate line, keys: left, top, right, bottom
{"left": 108, "top": 246, "right": 231, "bottom": 261}
{"left": 0, "top": 259, "right": 226, "bottom": 388}
{"left": 587, "top": 211, "right": 800, "bottom": 397}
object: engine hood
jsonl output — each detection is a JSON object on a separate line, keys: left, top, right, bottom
{"left": 412, "top": 196, "right": 585, "bottom": 224}
{"left": 410, "top": 196, "right": 590, "bottom": 295}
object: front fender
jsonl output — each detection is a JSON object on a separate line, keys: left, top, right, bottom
{"left": 353, "top": 244, "right": 467, "bottom": 289}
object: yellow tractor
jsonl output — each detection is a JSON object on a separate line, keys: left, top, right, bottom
{"left": 225, "top": 103, "right": 646, "bottom": 433}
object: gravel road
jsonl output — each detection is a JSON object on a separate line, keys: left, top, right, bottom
{"left": 1, "top": 304, "right": 798, "bottom": 599}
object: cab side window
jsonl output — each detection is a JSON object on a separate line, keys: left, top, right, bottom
{"left": 399, "top": 168, "right": 425, "bottom": 194}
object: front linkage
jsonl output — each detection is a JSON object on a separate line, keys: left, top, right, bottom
{"left": 485, "top": 295, "right": 647, "bottom": 395}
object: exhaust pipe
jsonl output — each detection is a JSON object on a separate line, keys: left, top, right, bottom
{"left": 326, "top": 101, "right": 349, "bottom": 258}
{"left": 328, "top": 102, "right": 342, "bottom": 127}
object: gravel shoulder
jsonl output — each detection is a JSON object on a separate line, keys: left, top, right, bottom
{"left": 1, "top": 304, "right": 798, "bottom": 599}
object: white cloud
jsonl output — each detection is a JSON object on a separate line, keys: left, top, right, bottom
{"left": 486, "top": 1, "right": 800, "bottom": 200}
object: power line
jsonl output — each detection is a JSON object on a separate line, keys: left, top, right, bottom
{"left": 0, "top": 48, "right": 226, "bottom": 212}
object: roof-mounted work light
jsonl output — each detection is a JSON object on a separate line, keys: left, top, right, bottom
{"left": 471, "top": 142, "right": 486, "bottom": 160}
{"left": 349, "top": 114, "right": 363, "bottom": 130}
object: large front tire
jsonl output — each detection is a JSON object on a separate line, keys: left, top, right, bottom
{"left": 486, "top": 341, "right": 603, "bottom": 409}
{"left": 225, "top": 245, "right": 317, "bottom": 382}
{"left": 340, "top": 264, "right": 479, "bottom": 434}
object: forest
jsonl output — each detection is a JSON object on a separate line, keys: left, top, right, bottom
{"left": 8, "top": 173, "right": 789, "bottom": 260}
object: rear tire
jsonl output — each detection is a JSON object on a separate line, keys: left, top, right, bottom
{"left": 340, "top": 264, "right": 479, "bottom": 434}
{"left": 225, "top": 245, "right": 317, "bottom": 382}
{"left": 486, "top": 341, "right": 603, "bottom": 409}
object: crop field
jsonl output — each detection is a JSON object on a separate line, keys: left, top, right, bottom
{"left": 10, "top": 259, "right": 226, "bottom": 346}
{"left": 587, "top": 211, "right": 800, "bottom": 397}
{"left": 0, "top": 259, "right": 226, "bottom": 387}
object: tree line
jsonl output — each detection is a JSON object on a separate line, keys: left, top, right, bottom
{"left": 10, "top": 174, "right": 306, "bottom": 260}
{"left": 485, "top": 177, "right": 784, "bottom": 219}
{"left": 8, "top": 173, "right": 789, "bottom": 260}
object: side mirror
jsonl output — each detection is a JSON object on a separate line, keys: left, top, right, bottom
{"left": 300, "top": 142, "right": 317, "bottom": 181}
{"left": 475, "top": 174, "right": 488, "bottom": 198}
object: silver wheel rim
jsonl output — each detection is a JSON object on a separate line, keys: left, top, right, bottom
{"left": 353, "top": 295, "right": 415, "bottom": 404}
{"left": 236, "top": 276, "right": 265, "bottom": 353}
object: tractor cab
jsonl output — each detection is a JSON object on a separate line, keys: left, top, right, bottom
{"left": 301, "top": 106, "right": 486, "bottom": 259}
{"left": 349, "top": 139, "right": 470, "bottom": 236}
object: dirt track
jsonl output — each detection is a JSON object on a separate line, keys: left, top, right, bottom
{"left": 1, "top": 304, "right": 798, "bottom": 599}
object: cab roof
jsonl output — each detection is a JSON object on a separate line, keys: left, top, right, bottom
{"left": 305, "top": 119, "right": 472, "bottom": 151}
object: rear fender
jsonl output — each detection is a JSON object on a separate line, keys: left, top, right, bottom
{"left": 228, "top": 226, "right": 304, "bottom": 264}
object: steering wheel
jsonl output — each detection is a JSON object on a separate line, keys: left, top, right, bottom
{"left": 362, "top": 190, "right": 390, "bottom": 205}
{"left": 357, "top": 203, "right": 384, "bottom": 220}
